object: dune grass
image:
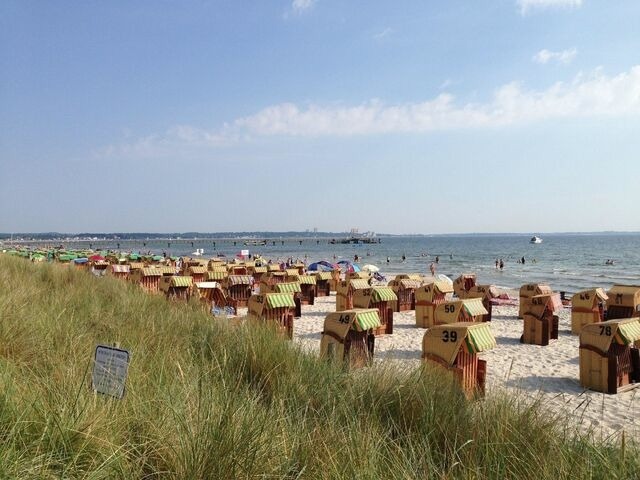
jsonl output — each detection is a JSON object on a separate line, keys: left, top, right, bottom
{"left": 0, "top": 255, "right": 637, "bottom": 479}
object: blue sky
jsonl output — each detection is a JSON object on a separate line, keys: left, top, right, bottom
{"left": 1, "top": 0, "right": 639, "bottom": 234}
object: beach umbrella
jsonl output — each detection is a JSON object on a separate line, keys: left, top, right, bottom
{"left": 435, "top": 274, "right": 453, "bottom": 285}
{"left": 307, "top": 261, "right": 336, "bottom": 272}
{"left": 337, "top": 260, "right": 361, "bottom": 273}
{"left": 361, "top": 264, "right": 380, "bottom": 273}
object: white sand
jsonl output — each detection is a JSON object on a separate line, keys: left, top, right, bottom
{"left": 286, "top": 294, "right": 640, "bottom": 442}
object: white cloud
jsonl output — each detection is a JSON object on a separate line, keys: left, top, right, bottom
{"left": 105, "top": 66, "right": 640, "bottom": 156}
{"left": 232, "top": 66, "right": 640, "bottom": 136}
{"left": 292, "top": 0, "right": 316, "bottom": 13}
{"left": 517, "top": 0, "right": 582, "bottom": 15}
{"left": 373, "top": 27, "right": 393, "bottom": 40}
{"left": 533, "top": 48, "right": 577, "bottom": 64}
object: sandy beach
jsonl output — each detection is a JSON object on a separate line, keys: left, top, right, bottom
{"left": 270, "top": 291, "right": 640, "bottom": 442}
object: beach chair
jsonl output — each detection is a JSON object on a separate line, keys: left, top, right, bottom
{"left": 352, "top": 286, "right": 397, "bottom": 336}
{"left": 320, "top": 309, "right": 381, "bottom": 369}
{"left": 605, "top": 285, "right": 640, "bottom": 320}
{"left": 223, "top": 275, "right": 253, "bottom": 308}
{"left": 159, "top": 275, "right": 193, "bottom": 301}
{"left": 247, "top": 293, "right": 296, "bottom": 339}
{"left": 571, "top": 288, "right": 608, "bottom": 334}
{"left": 336, "top": 279, "right": 370, "bottom": 312}
{"left": 579, "top": 318, "right": 640, "bottom": 394}
{"left": 315, "top": 272, "right": 332, "bottom": 297}
{"left": 433, "top": 298, "right": 488, "bottom": 326}
{"left": 129, "top": 267, "right": 163, "bottom": 294}
{"left": 193, "top": 281, "right": 231, "bottom": 312}
{"left": 289, "top": 274, "right": 316, "bottom": 305}
{"left": 415, "top": 280, "right": 454, "bottom": 328}
{"left": 518, "top": 283, "right": 553, "bottom": 318}
{"left": 521, "top": 293, "right": 562, "bottom": 346}
{"left": 464, "top": 285, "right": 499, "bottom": 322}
{"left": 389, "top": 274, "right": 423, "bottom": 312}
{"left": 454, "top": 273, "right": 477, "bottom": 299}
{"left": 422, "top": 322, "right": 496, "bottom": 398}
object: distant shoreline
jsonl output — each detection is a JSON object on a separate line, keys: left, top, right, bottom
{"left": 2, "top": 231, "right": 639, "bottom": 243}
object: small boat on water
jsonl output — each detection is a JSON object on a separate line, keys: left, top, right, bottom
{"left": 530, "top": 236, "right": 543, "bottom": 244}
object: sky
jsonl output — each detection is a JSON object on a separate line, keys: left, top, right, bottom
{"left": 1, "top": 0, "right": 640, "bottom": 234}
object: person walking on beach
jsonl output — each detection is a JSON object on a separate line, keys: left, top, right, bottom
{"left": 430, "top": 262, "right": 436, "bottom": 276}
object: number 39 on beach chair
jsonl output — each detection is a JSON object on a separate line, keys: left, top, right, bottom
{"left": 422, "top": 322, "right": 496, "bottom": 398}
{"left": 579, "top": 318, "right": 640, "bottom": 394}
{"left": 320, "top": 309, "right": 381, "bottom": 369}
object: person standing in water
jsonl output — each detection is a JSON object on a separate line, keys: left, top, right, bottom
{"left": 499, "top": 259, "right": 504, "bottom": 270}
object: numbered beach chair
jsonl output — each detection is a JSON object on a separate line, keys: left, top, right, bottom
{"left": 352, "top": 286, "right": 397, "bottom": 336}
{"left": 315, "top": 272, "right": 332, "bottom": 297}
{"left": 159, "top": 275, "right": 193, "bottom": 301}
{"left": 320, "top": 309, "right": 381, "bottom": 369}
{"left": 579, "top": 318, "right": 640, "bottom": 394}
{"left": 129, "top": 267, "right": 163, "bottom": 294}
{"left": 389, "top": 274, "right": 423, "bottom": 312}
{"left": 453, "top": 273, "right": 477, "bottom": 299}
{"left": 518, "top": 283, "right": 553, "bottom": 318}
{"left": 434, "top": 298, "right": 488, "bottom": 326}
{"left": 336, "top": 279, "right": 371, "bottom": 312}
{"left": 247, "top": 293, "right": 296, "bottom": 339}
{"left": 415, "top": 281, "right": 454, "bottom": 328}
{"left": 521, "top": 293, "right": 562, "bottom": 346}
{"left": 422, "top": 322, "right": 496, "bottom": 398}
{"left": 223, "top": 275, "right": 253, "bottom": 308}
{"left": 465, "top": 285, "right": 499, "bottom": 322}
{"left": 605, "top": 285, "right": 640, "bottom": 320}
{"left": 571, "top": 288, "right": 608, "bottom": 334}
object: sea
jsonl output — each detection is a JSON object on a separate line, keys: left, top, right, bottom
{"left": 55, "top": 233, "right": 640, "bottom": 295}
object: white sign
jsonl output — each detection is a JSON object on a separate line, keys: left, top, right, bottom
{"left": 92, "top": 345, "right": 130, "bottom": 399}
{"left": 240, "top": 249, "right": 249, "bottom": 256}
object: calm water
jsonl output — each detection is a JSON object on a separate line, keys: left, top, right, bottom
{"left": 61, "top": 233, "right": 640, "bottom": 294}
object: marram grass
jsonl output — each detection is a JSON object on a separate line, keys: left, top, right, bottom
{"left": 0, "top": 255, "right": 636, "bottom": 479}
